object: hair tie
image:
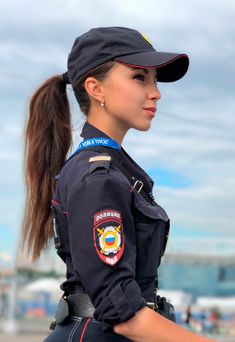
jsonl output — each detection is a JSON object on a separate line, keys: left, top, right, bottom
{"left": 62, "top": 72, "right": 70, "bottom": 84}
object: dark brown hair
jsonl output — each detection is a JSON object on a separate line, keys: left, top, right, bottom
{"left": 22, "top": 61, "right": 115, "bottom": 260}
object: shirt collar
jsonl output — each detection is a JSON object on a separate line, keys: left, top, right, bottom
{"left": 80, "top": 121, "right": 154, "bottom": 192}
{"left": 80, "top": 121, "right": 113, "bottom": 140}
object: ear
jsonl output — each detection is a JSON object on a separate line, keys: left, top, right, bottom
{"left": 84, "top": 77, "right": 104, "bottom": 103}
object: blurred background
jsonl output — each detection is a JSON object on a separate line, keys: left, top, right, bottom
{"left": 0, "top": 0, "right": 234, "bottom": 341}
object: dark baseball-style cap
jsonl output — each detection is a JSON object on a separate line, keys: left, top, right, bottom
{"left": 66, "top": 26, "right": 189, "bottom": 84}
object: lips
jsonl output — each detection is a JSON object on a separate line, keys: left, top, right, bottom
{"left": 143, "top": 107, "right": 156, "bottom": 114}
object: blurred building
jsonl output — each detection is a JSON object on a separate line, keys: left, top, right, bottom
{"left": 158, "top": 238, "right": 235, "bottom": 298}
{"left": 16, "top": 249, "right": 65, "bottom": 276}
{"left": 10, "top": 237, "right": 235, "bottom": 299}
{"left": 158, "top": 253, "right": 235, "bottom": 297}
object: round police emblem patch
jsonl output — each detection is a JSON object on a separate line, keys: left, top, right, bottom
{"left": 93, "top": 209, "right": 125, "bottom": 266}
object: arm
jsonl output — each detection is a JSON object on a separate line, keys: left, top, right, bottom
{"left": 65, "top": 158, "right": 146, "bottom": 328}
{"left": 114, "top": 306, "right": 216, "bottom": 342}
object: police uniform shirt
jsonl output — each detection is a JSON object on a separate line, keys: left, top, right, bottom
{"left": 52, "top": 122, "right": 170, "bottom": 329}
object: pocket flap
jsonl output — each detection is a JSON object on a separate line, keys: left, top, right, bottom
{"left": 133, "top": 191, "right": 169, "bottom": 222}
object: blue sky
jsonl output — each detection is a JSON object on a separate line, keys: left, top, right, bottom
{"left": 147, "top": 168, "right": 193, "bottom": 189}
{"left": 0, "top": 0, "right": 235, "bottom": 267}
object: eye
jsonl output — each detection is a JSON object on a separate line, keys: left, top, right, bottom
{"left": 133, "top": 73, "right": 145, "bottom": 81}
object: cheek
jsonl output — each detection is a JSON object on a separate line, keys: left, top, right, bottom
{"left": 112, "top": 83, "right": 142, "bottom": 108}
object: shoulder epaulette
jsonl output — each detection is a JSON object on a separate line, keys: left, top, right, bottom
{"left": 89, "top": 155, "right": 111, "bottom": 163}
{"left": 88, "top": 154, "right": 112, "bottom": 174}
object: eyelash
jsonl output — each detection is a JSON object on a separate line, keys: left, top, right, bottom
{"left": 133, "top": 73, "right": 145, "bottom": 81}
{"left": 133, "top": 73, "right": 158, "bottom": 84}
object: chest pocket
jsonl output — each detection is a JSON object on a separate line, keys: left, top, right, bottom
{"left": 133, "top": 191, "right": 170, "bottom": 279}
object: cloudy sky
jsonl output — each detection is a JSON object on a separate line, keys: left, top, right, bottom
{"left": 0, "top": 0, "right": 235, "bottom": 267}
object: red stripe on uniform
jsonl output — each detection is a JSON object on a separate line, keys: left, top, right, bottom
{"left": 51, "top": 199, "right": 60, "bottom": 206}
{"left": 80, "top": 318, "right": 91, "bottom": 342}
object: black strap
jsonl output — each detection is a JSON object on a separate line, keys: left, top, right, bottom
{"left": 66, "top": 294, "right": 95, "bottom": 317}
{"left": 77, "top": 146, "right": 152, "bottom": 203}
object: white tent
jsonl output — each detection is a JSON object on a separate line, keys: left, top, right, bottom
{"left": 22, "top": 277, "right": 63, "bottom": 301}
{"left": 195, "top": 296, "right": 235, "bottom": 313}
{"left": 158, "top": 289, "right": 192, "bottom": 308}
{"left": 25, "top": 277, "right": 61, "bottom": 292}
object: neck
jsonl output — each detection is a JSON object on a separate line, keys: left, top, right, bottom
{"left": 87, "top": 113, "right": 128, "bottom": 146}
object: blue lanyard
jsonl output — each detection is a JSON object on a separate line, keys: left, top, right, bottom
{"left": 75, "top": 137, "right": 120, "bottom": 152}
{"left": 66, "top": 137, "right": 120, "bottom": 161}
{"left": 57, "top": 138, "right": 120, "bottom": 179}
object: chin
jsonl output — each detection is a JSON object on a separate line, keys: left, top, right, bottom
{"left": 135, "top": 122, "right": 151, "bottom": 131}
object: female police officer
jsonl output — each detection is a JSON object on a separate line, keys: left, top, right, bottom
{"left": 22, "top": 27, "right": 216, "bottom": 342}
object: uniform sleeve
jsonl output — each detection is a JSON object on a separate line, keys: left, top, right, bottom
{"left": 66, "top": 162, "right": 146, "bottom": 329}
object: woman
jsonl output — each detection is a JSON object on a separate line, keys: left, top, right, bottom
{"left": 22, "top": 27, "right": 215, "bottom": 342}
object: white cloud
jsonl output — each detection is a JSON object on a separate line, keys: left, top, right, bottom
{"left": 124, "top": 83, "right": 235, "bottom": 235}
{"left": 156, "top": 185, "right": 234, "bottom": 233}
{"left": 0, "top": 251, "right": 12, "bottom": 262}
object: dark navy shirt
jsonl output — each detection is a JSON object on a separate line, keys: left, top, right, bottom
{"left": 52, "top": 122, "right": 170, "bottom": 328}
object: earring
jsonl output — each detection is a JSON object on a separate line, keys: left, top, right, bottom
{"left": 100, "top": 102, "right": 105, "bottom": 107}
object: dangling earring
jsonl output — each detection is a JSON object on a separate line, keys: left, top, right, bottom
{"left": 100, "top": 102, "right": 105, "bottom": 107}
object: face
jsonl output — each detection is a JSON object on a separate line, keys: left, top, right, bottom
{"left": 100, "top": 62, "right": 161, "bottom": 131}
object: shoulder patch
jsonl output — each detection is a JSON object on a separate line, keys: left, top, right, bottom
{"left": 93, "top": 209, "right": 125, "bottom": 266}
{"left": 89, "top": 155, "right": 111, "bottom": 163}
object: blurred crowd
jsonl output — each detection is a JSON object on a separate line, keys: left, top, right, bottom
{"left": 180, "top": 305, "right": 235, "bottom": 337}
{"left": 0, "top": 287, "right": 235, "bottom": 338}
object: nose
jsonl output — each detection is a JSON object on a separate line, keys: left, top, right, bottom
{"left": 147, "top": 84, "right": 161, "bottom": 101}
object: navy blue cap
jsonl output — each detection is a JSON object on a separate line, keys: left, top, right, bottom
{"left": 66, "top": 26, "right": 189, "bottom": 84}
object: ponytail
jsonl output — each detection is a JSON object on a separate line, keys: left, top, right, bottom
{"left": 22, "top": 61, "right": 115, "bottom": 261}
{"left": 22, "top": 75, "right": 72, "bottom": 260}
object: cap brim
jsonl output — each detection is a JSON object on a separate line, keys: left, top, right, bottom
{"left": 115, "top": 51, "right": 189, "bottom": 82}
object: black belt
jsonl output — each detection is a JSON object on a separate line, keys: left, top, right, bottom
{"left": 50, "top": 294, "right": 94, "bottom": 330}
{"left": 54, "top": 294, "right": 158, "bottom": 324}
{"left": 67, "top": 294, "right": 95, "bottom": 317}
{"left": 54, "top": 293, "right": 95, "bottom": 326}
{"left": 50, "top": 293, "right": 175, "bottom": 331}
